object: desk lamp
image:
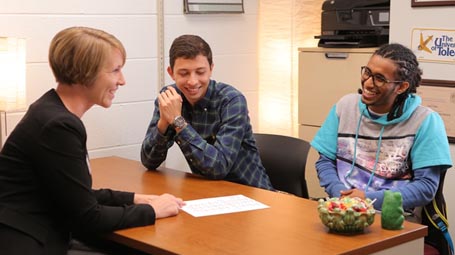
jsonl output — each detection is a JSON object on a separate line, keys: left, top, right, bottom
{"left": 0, "top": 37, "right": 26, "bottom": 146}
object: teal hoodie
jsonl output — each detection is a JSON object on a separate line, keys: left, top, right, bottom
{"left": 311, "top": 93, "right": 452, "bottom": 209}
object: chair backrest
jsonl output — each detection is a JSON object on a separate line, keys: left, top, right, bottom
{"left": 253, "top": 133, "right": 311, "bottom": 198}
{"left": 422, "top": 169, "right": 452, "bottom": 255}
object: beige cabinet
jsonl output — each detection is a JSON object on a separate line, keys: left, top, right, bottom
{"left": 298, "top": 47, "right": 376, "bottom": 198}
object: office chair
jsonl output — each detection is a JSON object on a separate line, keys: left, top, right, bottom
{"left": 422, "top": 169, "right": 453, "bottom": 255}
{"left": 253, "top": 133, "right": 311, "bottom": 199}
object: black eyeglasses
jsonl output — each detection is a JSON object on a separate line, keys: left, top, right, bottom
{"left": 361, "top": 66, "right": 404, "bottom": 87}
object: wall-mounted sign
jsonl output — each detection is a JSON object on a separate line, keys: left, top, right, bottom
{"left": 411, "top": 28, "right": 455, "bottom": 64}
{"left": 184, "top": 0, "right": 244, "bottom": 14}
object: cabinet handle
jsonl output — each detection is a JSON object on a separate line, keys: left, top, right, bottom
{"left": 325, "top": 52, "right": 348, "bottom": 59}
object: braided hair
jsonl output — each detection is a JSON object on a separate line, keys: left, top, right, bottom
{"left": 373, "top": 43, "right": 423, "bottom": 121}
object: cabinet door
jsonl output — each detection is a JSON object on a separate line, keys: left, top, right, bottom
{"left": 298, "top": 49, "right": 374, "bottom": 126}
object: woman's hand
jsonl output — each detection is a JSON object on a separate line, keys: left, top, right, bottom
{"left": 134, "top": 193, "right": 185, "bottom": 219}
{"left": 133, "top": 193, "right": 159, "bottom": 204}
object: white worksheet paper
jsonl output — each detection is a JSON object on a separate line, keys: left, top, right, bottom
{"left": 181, "top": 194, "right": 270, "bottom": 217}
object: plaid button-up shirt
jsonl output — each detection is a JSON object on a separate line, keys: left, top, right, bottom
{"left": 141, "top": 80, "right": 273, "bottom": 190}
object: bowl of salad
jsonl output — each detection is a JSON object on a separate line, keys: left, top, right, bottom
{"left": 317, "top": 196, "right": 376, "bottom": 233}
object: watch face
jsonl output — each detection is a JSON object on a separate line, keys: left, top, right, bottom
{"left": 174, "top": 116, "right": 186, "bottom": 129}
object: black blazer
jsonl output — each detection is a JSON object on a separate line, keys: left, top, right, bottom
{"left": 0, "top": 89, "right": 155, "bottom": 254}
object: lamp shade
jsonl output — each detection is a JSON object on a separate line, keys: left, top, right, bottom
{"left": 0, "top": 37, "right": 26, "bottom": 111}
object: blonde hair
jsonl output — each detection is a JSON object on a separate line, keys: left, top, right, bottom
{"left": 48, "top": 26, "right": 126, "bottom": 86}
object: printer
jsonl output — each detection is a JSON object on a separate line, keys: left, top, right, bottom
{"left": 315, "top": 0, "right": 390, "bottom": 48}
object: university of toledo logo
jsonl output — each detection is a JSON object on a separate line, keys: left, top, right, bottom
{"left": 418, "top": 32, "right": 433, "bottom": 53}
{"left": 412, "top": 28, "right": 455, "bottom": 62}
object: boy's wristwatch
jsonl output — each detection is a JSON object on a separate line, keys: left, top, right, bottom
{"left": 172, "top": 116, "right": 187, "bottom": 130}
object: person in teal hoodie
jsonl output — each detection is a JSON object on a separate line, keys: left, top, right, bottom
{"left": 311, "top": 43, "right": 452, "bottom": 211}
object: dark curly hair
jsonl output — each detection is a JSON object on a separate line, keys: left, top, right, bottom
{"left": 373, "top": 43, "right": 423, "bottom": 121}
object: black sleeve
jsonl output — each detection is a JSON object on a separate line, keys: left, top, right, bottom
{"left": 33, "top": 115, "right": 155, "bottom": 233}
{"left": 94, "top": 189, "right": 135, "bottom": 206}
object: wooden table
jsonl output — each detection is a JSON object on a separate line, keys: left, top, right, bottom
{"left": 90, "top": 157, "right": 427, "bottom": 255}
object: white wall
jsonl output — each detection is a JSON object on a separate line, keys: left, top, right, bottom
{"left": 390, "top": 0, "right": 455, "bottom": 242}
{"left": 0, "top": 0, "right": 259, "bottom": 171}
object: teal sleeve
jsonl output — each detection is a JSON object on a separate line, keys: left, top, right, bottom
{"left": 412, "top": 112, "right": 452, "bottom": 169}
{"left": 310, "top": 105, "right": 339, "bottom": 160}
